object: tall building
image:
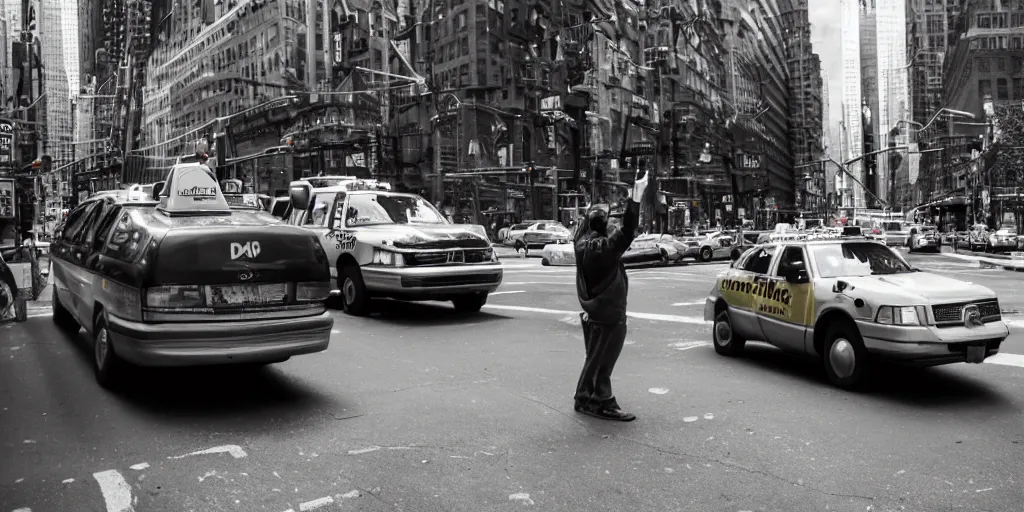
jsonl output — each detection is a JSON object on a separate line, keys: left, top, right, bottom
{"left": 876, "top": 0, "right": 908, "bottom": 206}
{"left": 40, "top": 0, "right": 72, "bottom": 167}
{"left": 840, "top": 0, "right": 863, "bottom": 211}
{"left": 860, "top": 0, "right": 881, "bottom": 209}
{"left": 782, "top": 0, "right": 824, "bottom": 213}
{"left": 906, "top": 0, "right": 958, "bottom": 130}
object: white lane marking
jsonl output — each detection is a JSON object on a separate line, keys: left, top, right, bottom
{"left": 672, "top": 300, "right": 705, "bottom": 306}
{"left": 483, "top": 304, "right": 711, "bottom": 325}
{"left": 298, "top": 496, "right": 334, "bottom": 511}
{"left": 93, "top": 470, "right": 135, "bottom": 512}
{"left": 347, "top": 446, "right": 381, "bottom": 455}
{"left": 670, "top": 341, "right": 710, "bottom": 351}
{"left": 683, "top": 416, "right": 698, "bottom": 422}
{"left": 490, "top": 291, "right": 526, "bottom": 296}
{"left": 22, "top": 439, "right": 36, "bottom": 444}
{"left": 331, "top": 330, "right": 341, "bottom": 334}
{"left": 508, "top": 493, "right": 535, "bottom": 505}
{"left": 62, "top": 478, "right": 74, "bottom": 484}
{"left": 128, "top": 463, "right": 149, "bottom": 471}
{"left": 704, "top": 413, "right": 714, "bottom": 420}
{"left": 168, "top": 444, "right": 247, "bottom": 460}
{"left": 648, "top": 388, "right": 669, "bottom": 395}
{"left": 984, "top": 353, "right": 1024, "bottom": 368}
{"left": 13, "top": 508, "right": 32, "bottom": 512}
{"left": 340, "top": 490, "right": 361, "bottom": 498}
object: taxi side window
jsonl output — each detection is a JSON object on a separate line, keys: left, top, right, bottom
{"left": 742, "top": 246, "right": 775, "bottom": 274}
{"left": 59, "top": 203, "right": 93, "bottom": 242}
{"left": 307, "top": 194, "right": 332, "bottom": 226}
{"left": 91, "top": 205, "right": 123, "bottom": 250}
{"left": 102, "top": 211, "right": 141, "bottom": 262}
{"left": 774, "top": 247, "right": 806, "bottom": 277}
{"left": 64, "top": 202, "right": 102, "bottom": 244}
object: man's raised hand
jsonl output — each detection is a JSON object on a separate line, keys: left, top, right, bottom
{"left": 631, "top": 169, "right": 649, "bottom": 202}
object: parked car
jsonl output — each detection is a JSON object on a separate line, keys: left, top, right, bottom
{"left": 706, "top": 239, "right": 1008, "bottom": 390}
{"left": 49, "top": 163, "right": 335, "bottom": 389}
{"left": 908, "top": 225, "right": 941, "bottom": 253}
{"left": 986, "top": 228, "right": 1018, "bottom": 253}
{"left": 623, "top": 234, "right": 683, "bottom": 265}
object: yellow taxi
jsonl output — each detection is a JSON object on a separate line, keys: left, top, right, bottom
{"left": 705, "top": 238, "right": 1009, "bottom": 389}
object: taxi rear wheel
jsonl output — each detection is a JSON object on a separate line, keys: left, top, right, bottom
{"left": 93, "top": 315, "right": 126, "bottom": 390}
{"left": 823, "top": 322, "right": 870, "bottom": 390}
{"left": 340, "top": 265, "right": 371, "bottom": 316}
{"left": 712, "top": 310, "right": 745, "bottom": 356}
{"left": 541, "top": 258, "right": 550, "bottom": 266}
{"left": 52, "top": 284, "right": 80, "bottom": 334}
{"left": 452, "top": 293, "right": 487, "bottom": 313}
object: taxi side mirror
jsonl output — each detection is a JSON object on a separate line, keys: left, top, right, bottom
{"left": 151, "top": 181, "right": 165, "bottom": 199}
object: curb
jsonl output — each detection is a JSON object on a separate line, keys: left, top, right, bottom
{"left": 939, "top": 252, "right": 1024, "bottom": 271}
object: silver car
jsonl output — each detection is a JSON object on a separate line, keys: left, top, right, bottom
{"left": 704, "top": 239, "right": 1008, "bottom": 390}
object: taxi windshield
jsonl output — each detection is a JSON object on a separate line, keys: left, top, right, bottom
{"left": 345, "top": 193, "right": 447, "bottom": 226}
{"left": 811, "top": 242, "right": 913, "bottom": 278}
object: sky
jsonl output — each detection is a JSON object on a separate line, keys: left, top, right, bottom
{"left": 808, "top": 0, "right": 843, "bottom": 130}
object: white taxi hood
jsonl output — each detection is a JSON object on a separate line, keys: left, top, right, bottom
{"left": 841, "top": 272, "right": 996, "bottom": 304}
{"left": 158, "top": 163, "right": 231, "bottom": 216}
{"left": 353, "top": 223, "right": 491, "bottom": 249}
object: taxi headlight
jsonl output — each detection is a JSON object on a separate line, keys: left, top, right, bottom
{"left": 875, "top": 305, "right": 923, "bottom": 326}
{"left": 372, "top": 248, "right": 404, "bottom": 266}
{"left": 483, "top": 247, "right": 497, "bottom": 261}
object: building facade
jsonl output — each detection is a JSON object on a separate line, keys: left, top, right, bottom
{"left": 875, "top": 0, "right": 909, "bottom": 207}
{"left": 39, "top": 0, "right": 71, "bottom": 167}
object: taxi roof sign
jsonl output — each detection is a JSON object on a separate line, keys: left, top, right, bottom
{"left": 157, "top": 163, "right": 231, "bottom": 216}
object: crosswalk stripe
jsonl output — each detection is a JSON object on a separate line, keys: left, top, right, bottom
{"left": 92, "top": 470, "right": 134, "bottom": 512}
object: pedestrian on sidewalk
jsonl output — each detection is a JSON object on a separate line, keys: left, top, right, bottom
{"left": 571, "top": 169, "right": 648, "bottom": 422}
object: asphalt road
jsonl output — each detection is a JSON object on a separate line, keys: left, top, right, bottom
{"left": 1, "top": 252, "right": 1023, "bottom": 512}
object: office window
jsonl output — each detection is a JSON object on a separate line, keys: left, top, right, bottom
{"left": 1014, "top": 78, "right": 1023, "bottom": 99}
{"left": 998, "top": 58, "right": 1006, "bottom": 71}
{"left": 998, "top": 78, "right": 1009, "bottom": 100}
{"left": 978, "top": 58, "right": 990, "bottom": 72}
{"left": 979, "top": 79, "right": 992, "bottom": 98}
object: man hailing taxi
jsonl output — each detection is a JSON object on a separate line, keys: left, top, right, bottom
{"left": 572, "top": 169, "right": 648, "bottom": 421}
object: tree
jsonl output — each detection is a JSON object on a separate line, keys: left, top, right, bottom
{"left": 988, "top": 102, "right": 1024, "bottom": 229}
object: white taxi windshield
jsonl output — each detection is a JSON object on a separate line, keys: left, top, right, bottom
{"left": 811, "top": 242, "right": 913, "bottom": 278}
{"left": 344, "top": 193, "right": 447, "bottom": 226}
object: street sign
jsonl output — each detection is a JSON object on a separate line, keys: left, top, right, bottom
{"left": 0, "top": 122, "right": 12, "bottom": 163}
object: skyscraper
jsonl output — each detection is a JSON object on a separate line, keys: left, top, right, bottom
{"left": 840, "top": 0, "right": 863, "bottom": 210}
{"left": 40, "top": 0, "right": 72, "bottom": 166}
{"left": 875, "top": 0, "right": 909, "bottom": 205}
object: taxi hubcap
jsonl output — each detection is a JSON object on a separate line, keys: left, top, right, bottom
{"left": 95, "top": 328, "right": 109, "bottom": 368}
{"left": 829, "top": 338, "right": 856, "bottom": 379}
{"left": 343, "top": 278, "right": 356, "bottom": 305}
{"left": 715, "top": 318, "right": 732, "bottom": 346}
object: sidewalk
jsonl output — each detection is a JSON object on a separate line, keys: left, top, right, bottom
{"left": 939, "top": 247, "right": 1024, "bottom": 271}
{"left": 26, "top": 280, "right": 52, "bottom": 311}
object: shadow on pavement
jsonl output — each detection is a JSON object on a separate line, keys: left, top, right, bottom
{"left": 59, "top": 330, "right": 345, "bottom": 432}
{"left": 729, "top": 344, "right": 1012, "bottom": 410}
{"left": 364, "top": 299, "right": 511, "bottom": 326}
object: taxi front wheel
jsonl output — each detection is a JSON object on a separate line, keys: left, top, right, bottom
{"left": 823, "top": 322, "right": 870, "bottom": 390}
{"left": 452, "top": 293, "right": 487, "bottom": 313}
{"left": 713, "top": 310, "right": 745, "bottom": 356}
{"left": 340, "top": 265, "right": 371, "bottom": 316}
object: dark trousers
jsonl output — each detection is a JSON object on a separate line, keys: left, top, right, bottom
{"left": 574, "top": 312, "right": 627, "bottom": 410}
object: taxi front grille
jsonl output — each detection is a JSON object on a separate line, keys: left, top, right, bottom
{"left": 401, "top": 273, "right": 501, "bottom": 288}
{"left": 404, "top": 249, "right": 492, "bottom": 266}
{"left": 932, "top": 300, "right": 1001, "bottom": 325}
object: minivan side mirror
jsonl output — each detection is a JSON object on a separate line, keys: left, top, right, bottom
{"left": 151, "top": 181, "right": 165, "bottom": 199}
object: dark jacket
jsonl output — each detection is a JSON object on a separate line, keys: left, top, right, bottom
{"left": 574, "top": 201, "right": 640, "bottom": 323}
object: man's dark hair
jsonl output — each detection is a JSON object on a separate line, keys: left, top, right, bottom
{"left": 587, "top": 208, "right": 608, "bottom": 235}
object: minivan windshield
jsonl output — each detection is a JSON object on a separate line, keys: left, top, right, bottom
{"left": 344, "top": 193, "right": 447, "bottom": 227}
{"left": 811, "top": 242, "right": 913, "bottom": 277}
